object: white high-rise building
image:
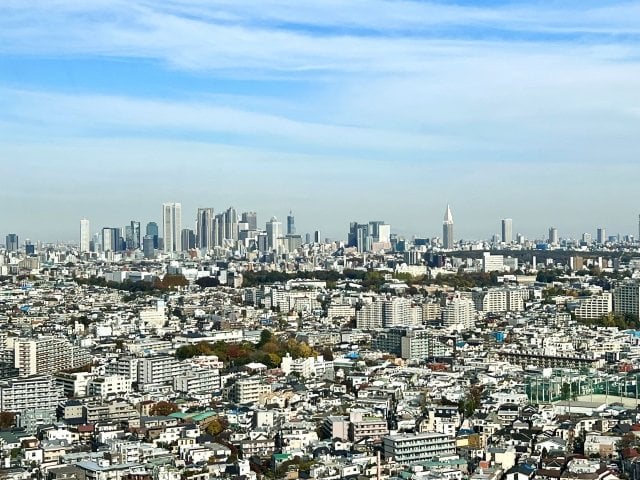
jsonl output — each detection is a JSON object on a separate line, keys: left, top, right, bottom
{"left": 441, "top": 296, "right": 475, "bottom": 330}
{"left": 266, "top": 217, "right": 282, "bottom": 250}
{"left": 378, "top": 223, "right": 391, "bottom": 243}
{"left": 14, "top": 337, "right": 92, "bottom": 376}
{"left": 79, "top": 218, "right": 90, "bottom": 252}
{"left": 501, "top": 218, "right": 512, "bottom": 244}
{"left": 162, "top": 202, "right": 182, "bottom": 252}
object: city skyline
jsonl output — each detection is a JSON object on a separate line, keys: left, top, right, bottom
{"left": 2, "top": 1, "right": 640, "bottom": 241}
{"left": 4, "top": 201, "right": 640, "bottom": 247}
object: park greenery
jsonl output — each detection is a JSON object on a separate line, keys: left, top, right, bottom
{"left": 175, "top": 329, "right": 317, "bottom": 369}
{"left": 75, "top": 274, "right": 188, "bottom": 293}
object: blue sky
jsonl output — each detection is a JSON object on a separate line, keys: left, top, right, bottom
{"left": 1, "top": 0, "right": 640, "bottom": 242}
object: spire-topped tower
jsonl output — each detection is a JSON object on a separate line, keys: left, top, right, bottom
{"left": 444, "top": 204, "right": 453, "bottom": 223}
{"left": 443, "top": 204, "right": 454, "bottom": 250}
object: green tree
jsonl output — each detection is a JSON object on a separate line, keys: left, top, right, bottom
{"left": 0, "top": 411, "right": 15, "bottom": 429}
{"left": 257, "top": 329, "right": 273, "bottom": 348}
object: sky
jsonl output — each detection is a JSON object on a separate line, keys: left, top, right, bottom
{"left": 1, "top": 0, "right": 640, "bottom": 243}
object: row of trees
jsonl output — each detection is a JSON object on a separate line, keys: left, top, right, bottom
{"left": 75, "top": 274, "right": 189, "bottom": 293}
{"left": 578, "top": 312, "right": 640, "bottom": 330}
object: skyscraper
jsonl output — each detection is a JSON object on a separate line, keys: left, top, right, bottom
{"left": 124, "top": 221, "right": 141, "bottom": 250}
{"left": 501, "top": 218, "right": 513, "bottom": 244}
{"left": 162, "top": 202, "right": 182, "bottom": 253}
{"left": 241, "top": 211, "right": 257, "bottom": 231}
{"left": 225, "top": 207, "right": 238, "bottom": 241}
{"left": 101, "top": 227, "right": 114, "bottom": 252}
{"left": 597, "top": 227, "right": 607, "bottom": 245}
{"left": 130, "top": 221, "right": 141, "bottom": 249}
{"left": 142, "top": 235, "right": 155, "bottom": 258}
{"left": 79, "top": 219, "right": 90, "bottom": 252}
{"left": 266, "top": 217, "right": 282, "bottom": 250}
{"left": 214, "top": 213, "right": 226, "bottom": 246}
{"left": 442, "top": 205, "right": 454, "bottom": 250}
{"left": 287, "top": 211, "right": 295, "bottom": 235}
{"left": 548, "top": 227, "right": 558, "bottom": 245}
{"left": 196, "top": 208, "right": 214, "bottom": 249}
{"left": 5, "top": 234, "right": 18, "bottom": 252}
{"left": 146, "top": 222, "right": 159, "bottom": 249}
{"left": 181, "top": 229, "right": 195, "bottom": 250}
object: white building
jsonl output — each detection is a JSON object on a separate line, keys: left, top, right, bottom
{"left": 87, "top": 375, "right": 132, "bottom": 397}
{"left": 383, "top": 432, "right": 456, "bottom": 463}
{"left": 441, "top": 297, "right": 476, "bottom": 331}
{"left": 14, "top": 336, "right": 92, "bottom": 376}
{"left": 80, "top": 218, "right": 91, "bottom": 252}
{"left": 162, "top": 202, "right": 182, "bottom": 253}
{"left": 575, "top": 292, "right": 613, "bottom": 320}
{"left": 228, "top": 377, "right": 271, "bottom": 404}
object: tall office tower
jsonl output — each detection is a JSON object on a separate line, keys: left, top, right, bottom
{"left": 142, "top": 235, "right": 155, "bottom": 258}
{"left": 368, "top": 221, "right": 381, "bottom": 240}
{"left": 314, "top": 230, "right": 321, "bottom": 243}
{"left": 79, "top": 219, "right": 90, "bottom": 252}
{"left": 548, "top": 227, "right": 558, "bottom": 245}
{"left": 129, "top": 221, "right": 141, "bottom": 249}
{"left": 92, "top": 233, "right": 100, "bottom": 252}
{"left": 597, "top": 227, "right": 607, "bottom": 245}
{"left": 501, "top": 218, "right": 513, "bottom": 244}
{"left": 225, "top": 207, "right": 238, "bottom": 241}
{"left": 582, "top": 233, "right": 592, "bottom": 244}
{"left": 287, "top": 211, "right": 295, "bottom": 235}
{"left": 5, "top": 234, "right": 18, "bottom": 252}
{"left": 442, "top": 205, "right": 454, "bottom": 250}
{"left": 101, "top": 227, "right": 114, "bottom": 252}
{"left": 125, "top": 225, "right": 134, "bottom": 250}
{"left": 146, "top": 222, "right": 159, "bottom": 249}
{"left": 347, "top": 222, "right": 358, "bottom": 247}
{"left": 241, "top": 211, "right": 258, "bottom": 231}
{"left": 181, "top": 229, "right": 196, "bottom": 251}
{"left": 266, "top": 217, "right": 282, "bottom": 250}
{"left": 196, "top": 208, "right": 214, "bottom": 249}
{"left": 356, "top": 223, "right": 371, "bottom": 252}
{"left": 162, "top": 202, "right": 182, "bottom": 252}
{"left": 378, "top": 223, "right": 391, "bottom": 243}
{"left": 214, "top": 213, "right": 226, "bottom": 246}
{"left": 113, "top": 227, "right": 124, "bottom": 251}
{"left": 305, "top": 233, "right": 311, "bottom": 244}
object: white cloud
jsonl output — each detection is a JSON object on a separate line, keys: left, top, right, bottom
{"left": 1, "top": 1, "right": 640, "bottom": 75}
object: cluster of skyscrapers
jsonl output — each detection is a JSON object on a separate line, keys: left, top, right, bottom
{"left": 74, "top": 204, "right": 312, "bottom": 258}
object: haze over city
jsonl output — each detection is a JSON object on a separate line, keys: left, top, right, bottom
{"left": 2, "top": 0, "right": 640, "bottom": 240}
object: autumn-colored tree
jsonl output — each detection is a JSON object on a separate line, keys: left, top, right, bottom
{"left": 205, "top": 417, "right": 229, "bottom": 437}
{"left": 149, "top": 401, "right": 179, "bottom": 416}
{"left": 0, "top": 411, "right": 15, "bottom": 429}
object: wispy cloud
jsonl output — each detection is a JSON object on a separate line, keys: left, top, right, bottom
{"left": 1, "top": 1, "right": 639, "bottom": 75}
{"left": 2, "top": 0, "right": 640, "bottom": 238}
